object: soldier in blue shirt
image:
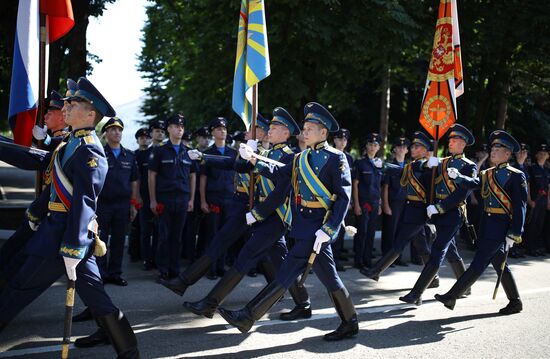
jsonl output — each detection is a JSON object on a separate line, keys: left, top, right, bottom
{"left": 148, "top": 114, "right": 197, "bottom": 281}
{"left": 353, "top": 133, "right": 384, "bottom": 269}
{"left": 96, "top": 117, "right": 139, "bottom": 286}
{"left": 199, "top": 117, "right": 238, "bottom": 278}
{"left": 218, "top": 103, "right": 358, "bottom": 342}
{"left": 524, "top": 143, "right": 549, "bottom": 256}
{"left": 436, "top": 130, "right": 527, "bottom": 315}
{"left": 0, "top": 77, "right": 139, "bottom": 357}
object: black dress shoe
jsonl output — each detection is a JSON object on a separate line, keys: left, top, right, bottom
{"left": 74, "top": 328, "right": 110, "bottom": 348}
{"left": 279, "top": 305, "right": 312, "bottom": 321}
{"left": 72, "top": 307, "right": 93, "bottom": 322}
{"left": 499, "top": 299, "right": 522, "bottom": 315}
{"left": 206, "top": 272, "right": 218, "bottom": 280}
{"left": 105, "top": 277, "right": 128, "bottom": 286}
{"left": 359, "top": 267, "right": 379, "bottom": 281}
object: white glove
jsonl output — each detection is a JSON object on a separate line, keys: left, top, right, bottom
{"left": 239, "top": 143, "right": 254, "bottom": 161}
{"left": 505, "top": 236, "right": 515, "bottom": 251}
{"left": 313, "top": 229, "right": 331, "bottom": 254}
{"left": 427, "top": 156, "right": 440, "bottom": 168}
{"left": 188, "top": 149, "right": 203, "bottom": 161}
{"left": 246, "top": 212, "right": 257, "bottom": 225}
{"left": 246, "top": 139, "right": 258, "bottom": 152}
{"left": 426, "top": 204, "right": 439, "bottom": 218}
{"left": 63, "top": 257, "right": 81, "bottom": 281}
{"left": 426, "top": 223, "right": 436, "bottom": 235}
{"left": 32, "top": 125, "right": 48, "bottom": 140}
{"left": 447, "top": 167, "right": 460, "bottom": 179}
{"left": 29, "top": 220, "right": 39, "bottom": 231}
{"left": 373, "top": 158, "right": 383, "bottom": 168}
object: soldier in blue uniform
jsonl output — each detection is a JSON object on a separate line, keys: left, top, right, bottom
{"left": 96, "top": 117, "right": 139, "bottom": 285}
{"left": 331, "top": 128, "right": 353, "bottom": 271}
{"left": 137, "top": 120, "right": 164, "bottom": 271}
{"left": 218, "top": 102, "right": 358, "bottom": 342}
{"left": 159, "top": 115, "right": 271, "bottom": 294}
{"left": 0, "top": 77, "right": 139, "bottom": 357}
{"left": 381, "top": 136, "right": 410, "bottom": 266}
{"left": 523, "top": 143, "right": 549, "bottom": 256}
{"left": 148, "top": 114, "right": 197, "bottom": 280}
{"left": 508, "top": 142, "right": 530, "bottom": 258}
{"left": 397, "top": 124, "right": 475, "bottom": 304}
{"left": 183, "top": 108, "right": 311, "bottom": 321}
{"left": 435, "top": 130, "right": 527, "bottom": 314}
{"left": 31, "top": 89, "right": 70, "bottom": 151}
{"left": 361, "top": 132, "right": 433, "bottom": 287}
{"left": 199, "top": 117, "right": 237, "bottom": 278}
{"left": 353, "top": 133, "right": 384, "bottom": 268}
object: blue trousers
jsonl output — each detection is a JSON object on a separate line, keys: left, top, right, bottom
{"left": 276, "top": 236, "right": 344, "bottom": 292}
{"left": 203, "top": 197, "right": 234, "bottom": 274}
{"left": 354, "top": 204, "right": 379, "bottom": 267}
{"left": 97, "top": 200, "right": 130, "bottom": 278}
{"left": 233, "top": 214, "right": 287, "bottom": 274}
{"left": 427, "top": 214, "right": 463, "bottom": 267}
{"left": 156, "top": 194, "right": 189, "bottom": 275}
{"left": 393, "top": 222, "right": 431, "bottom": 256}
{"left": 469, "top": 215, "right": 513, "bottom": 275}
{"left": 139, "top": 202, "right": 158, "bottom": 264}
{"left": 204, "top": 200, "right": 249, "bottom": 261}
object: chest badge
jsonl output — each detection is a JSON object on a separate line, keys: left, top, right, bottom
{"left": 87, "top": 157, "right": 99, "bottom": 168}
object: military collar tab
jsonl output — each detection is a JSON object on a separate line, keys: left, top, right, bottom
{"left": 452, "top": 153, "right": 464, "bottom": 159}
{"left": 73, "top": 128, "right": 95, "bottom": 137}
{"left": 496, "top": 162, "right": 509, "bottom": 169}
{"left": 309, "top": 141, "right": 328, "bottom": 150}
{"left": 272, "top": 142, "right": 288, "bottom": 150}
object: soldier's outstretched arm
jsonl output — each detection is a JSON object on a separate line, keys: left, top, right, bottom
{"left": 59, "top": 146, "right": 106, "bottom": 260}
{"left": 0, "top": 141, "right": 52, "bottom": 170}
{"left": 201, "top": 153, "right": 236, "bottom": 170}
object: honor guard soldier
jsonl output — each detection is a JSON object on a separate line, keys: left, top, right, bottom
{"left": 199, "top": 117, "right": 238, "bottom": 278}
{"left": 184, "top": 107, "right": 310, "bottom": 321}
{"left": 96, "top": 117, "right": 139, "bottom": 285}
{"left": 353, "top": 133, "right": 384, "bottom": 269}
{"left": 381, "top": 136, "right": 410, "bottom": 265}
{"left": 0, "top": 77, "right": 139, "bottom": 357}
{"left": 332, "top": 128, "right": 353, "bottom": 271}
{"left": 149, "top": 114, "right": 197, "bottom": 280}
{"left": 436, "top": 130, "right": 527, "bottom": 314}
{"left": 31, "top": 89, "right": 70, "bottom": 151}
{"left": 398, "top": 124, "right": 476, "bottom": 304}
{"left": 218, "top": 102, "right": 358, "bottom": 342}
{"left": 160, "top": 115, "right": 270, "bottom": 295}
{"left": 524, "top": 143, "right": 549, "bottom": 256}
{"left": 361, "top": 132, "right": 433, "bottom": 287}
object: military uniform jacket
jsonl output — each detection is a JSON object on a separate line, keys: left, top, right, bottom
{"left": 99, "top": 145, "right": 138, "bottom": 202}
{"left": 383, "top": 158, "right": 407, "bottom": 203}
{"left": 0, "top": 128, "right": 108, "bottom": 259}
{"left": 398, "top": 159, "right": 429, "bottom": 224}
{"left": 135, "top": 147, "right": 153, "bottom": 202}
{"left": 353, "top": 156, "right": 383, "bottom": 207}
{"left": 149, "top": 141, "right": 197, "bottom": 196}
{"left": 457, "top": 163, "right": 528, "bottom": 238}
{"left": 528, "top": 163, "right": 549, "bottom": 199}
{"left": 253, "top": 141, "right": 351, "bottom": 240}
{"left": 200, "top": 145, "right": 237, "bottom": 203}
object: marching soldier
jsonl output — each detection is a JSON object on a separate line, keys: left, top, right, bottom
{"left": 31, "top": 90, "right": 70, "bottom": 151}
{"left": 218, "top": 102, "right": 358, "bottom": 342}
{"left": 183, "top": 108, "right": 310, "bottom": 321}
{"left": 0, "top": 77, "right": 139, "bottom": 357}
{"left": 353, "top": 133, "right": 383, "bottom": 269}
{"left": 96, "top": 117, "right": 139, "bottom": 286}
{"left": 199, "top": 117, "right": 238, "bottom": 279}
{"left": 148, "top": 114, "right": 197, "bottom": 280}
{"left": 435, "top": 130, "right": 527, "bottom": 315}
{"left": 523, "top": 143, "right": 549, "bottom": 256}
{"left": 397, "top": 124, "right": 475, "bottom": 304}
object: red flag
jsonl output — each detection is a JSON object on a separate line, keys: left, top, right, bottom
{"left": 40, "top": 0, "right": 74, "bottom": 43}
{"left": 419, "top": 0, "right": 463, "bottom": 140}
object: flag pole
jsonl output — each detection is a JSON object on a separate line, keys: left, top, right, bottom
{"left": 249, "top": 84, "right": 258, "bottom": 209}
{"left": 429, "top": 125, "right": 439, "bottom": 204}
{"left": 34, "top": 12, "right": 47, "bottom": 196}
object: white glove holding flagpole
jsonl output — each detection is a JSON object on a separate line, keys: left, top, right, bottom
{"left": 427, "top": 156, "right": 440, "bottom": 168}
{"left": 246, "top": 139, "right": 258, "bottom": 152}
{"left": 239, "top": 143, "right": 254, "bottom": 161}
{"left": 32, "top": 125, "right": 48, "bottom": 140}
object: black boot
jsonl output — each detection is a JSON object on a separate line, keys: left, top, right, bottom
{"left": 279, "top": 280, "right": 311, "bottom": 321}
{"left": 74, "top": 323, "right": 110, "bottom": 348}
{"left": 72, "top": 307, "right": 93, "bottom": 322}
{"left": 183, "top": 268, "right": 244, "bottom": 318}
{"left": 399, "top": 265, "right": 439, "bottom": 306}
{"left": 499, "top": 269, "right": 522, "bottom": 315}
{"left": 218, "top": 281, "right": 285, "bottom": 333}
{"left": 160, "top": 255, "right": 211, "bottom": 296}
{"left": 359, "top": 250, "right": 400, "bottom": 281}
{"left": 97, "top": 311, "right": 139, "bottom": 359}
{"left": 449, "top": 260, "right": 471, "bottom": 296}
{"left": 435, "top": 268, "right": 480, "bottom": 310}
{"left": 421, "top": 255, "right": 439, "bottom": 289}
{"left": 324, "top": 287, "right": 358, "bottom": 341}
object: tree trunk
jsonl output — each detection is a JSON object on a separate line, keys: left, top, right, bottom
{"left": 378, "top": 66, "right": 391, "bottom": 157}
{"left": 495, "top": 82, "right": 510, "bottom": 129}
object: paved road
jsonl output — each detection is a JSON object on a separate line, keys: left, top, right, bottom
{"left": 0, "top": 248, "right": 549, "bottom": 359}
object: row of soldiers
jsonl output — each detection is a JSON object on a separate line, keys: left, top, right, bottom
{"left": 0, "top": 76, "right": 548, "bottom": 357}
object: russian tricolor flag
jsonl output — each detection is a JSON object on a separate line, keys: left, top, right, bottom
{"left": 8, "top": 0, "right": 73, "bottom": 146}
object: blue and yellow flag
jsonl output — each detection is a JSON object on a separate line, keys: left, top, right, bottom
{"left": 232, "top": 0, "right": 270, "bottom": 130}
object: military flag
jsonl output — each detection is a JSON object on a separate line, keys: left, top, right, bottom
{"left": 232, "top": 0, "right": 270, "bottom": 130}
{"left": 8, "top": 0, "right": 74, "bottom": 146}
{"left": 419, "top": 0, "right": 463, "bottom": 140}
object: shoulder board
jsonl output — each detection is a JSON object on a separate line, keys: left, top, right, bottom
{"left": 82, "top": 135, "right": 95, "bottom": 145}
{"left": 461, "top": 157, "right": 475, "bottom": 165}
{"left": 506, "top": 165, "right": 523, "bottom": 174}
{"left": 282, "top": 146, "right": 294, "bottom": 155}
{"left": 324, "top": 145, "right": 342, "bottom": 155}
